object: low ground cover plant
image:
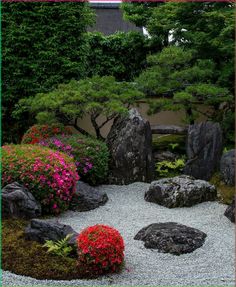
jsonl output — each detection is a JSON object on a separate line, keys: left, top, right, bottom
{"left": 21, "top": 124, "right": 72, "bottom": 144}
{"left": 156, "top": 158, "right": 185, "bottom": 178}
{"left": 2, "top": 144, "right": 79, "bottom": 214}
{"left": 39, "top": 134, "right": 109, "bottom": 185}
{"left": 77, "top": 224, "right": 125, "bottom": 275}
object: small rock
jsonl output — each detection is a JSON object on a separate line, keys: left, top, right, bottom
{"left": 153, "top": 151, "right": 177, "bottom": 162}
{"left": 220, "top": 150, "right": 235, "bottom": 186}
{"left": 145, "top": 175, "right": 216, "bottom": 208}
{"left": 134, "top": 222, "right": 207, "bottom": 255}
{"left": 24, "top": 219, "right": 78, "bottom": 245}
{"left": 106, "top": 108, "right": 154, "bottom": 184}
{"left": 69, "top": 181, "right": 108, "bottom": 212}
{"left": 224, "top": 198, "right": 235, "bottom": 223}
{"left": 2, "top": 182, "right": 41, "bottom": 219}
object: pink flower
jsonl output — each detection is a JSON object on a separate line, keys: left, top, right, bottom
{"left": 53, "top": 203, "right": 57, "bottom": 209}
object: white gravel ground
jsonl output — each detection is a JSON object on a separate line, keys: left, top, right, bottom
{"left": 2, "top": 182, "right": 235, "bottom": 286}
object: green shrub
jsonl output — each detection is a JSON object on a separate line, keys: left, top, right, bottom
{"left": 156, "top": 158, "right": 185, "bottom": 178}
{"left": 43, "top": 234, "right": 74, "bottom": 258}
{"left": 2, "top": 145, "right": 79, "bottom": 214}
{"left": 21, "top": 124, "right": 72, "bottom": 144}
{"left": 39, "top": 134, "right": 109, "bottom": 185}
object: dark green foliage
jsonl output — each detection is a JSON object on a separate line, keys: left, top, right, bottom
{"left": 85, "top": 32, "right": 148, "bottom": 81}
{"left": 16, "top": 76, "right": 144, "bottom": 140}
{"left": 152, "top": 134, "right": 186, "bottom": 154}
{"left": 2, "top": 2, "right": 94, "bottom": 143}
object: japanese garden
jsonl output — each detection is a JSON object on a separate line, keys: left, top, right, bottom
{"left": 1, "top": 1, "right": 235, "bottom": 286}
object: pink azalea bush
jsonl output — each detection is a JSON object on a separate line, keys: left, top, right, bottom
{"left": 2, "top": 144, "right": 79, "bottom": 214}
{"left": 38, "top": 134, "right": 109, "bottom": 185}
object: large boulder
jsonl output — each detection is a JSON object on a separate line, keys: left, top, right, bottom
{"left": 145, "top": 175, "right": 216, "bottom": 208}
{"left": 25, "top": 219, "right": 78, "bottom": 246}
{"left": 2, "top": 182, "right": 41, "bottom": 219}
{"left": 69, "top": 181, "right": 108, "bottom": 212}
{"left": 134, "top": 222, "right": 207, "bottom": 255}
{"left": 184, "top": 122, "right": 223, "bottom": 180}
{"left": 220, "top": 150, "right": 235, "bottom": 186}
{"left": 106, "top": 108, "right": 154, "bottom": 184}
{"left": 224, "top": 198, "right": 235, "bottom": 223}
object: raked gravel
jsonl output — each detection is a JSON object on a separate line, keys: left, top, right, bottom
{"left": 2, "top": 182, "right": 235, "bottom": 286}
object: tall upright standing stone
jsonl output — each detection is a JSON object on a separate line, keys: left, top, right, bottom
{"left": 184, "top": 122, "right": 223, "bottom": 180}
{"left": 106, "top": 108, "right": 154, "bottom": 184}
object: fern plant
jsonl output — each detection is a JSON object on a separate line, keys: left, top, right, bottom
{"left": 42, "top": 234, "right": 73, "bottom": 258}
{"left": 156, "top": 158, "right": 185, "bottom": 178}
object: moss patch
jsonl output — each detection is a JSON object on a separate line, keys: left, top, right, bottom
{"left": 2, "top": 219, "right": 98, "bottom": 280}
{"left": 210, "top": 173, "right": 235, "bottom": 205}
{"left": 152, "top": 134, "right": 186, "bottom": 154}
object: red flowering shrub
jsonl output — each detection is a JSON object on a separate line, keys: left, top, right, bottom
{"left": 2, "top": 144, "right": 79, "bottom": 214}
{"left": 76, "top": 225, "right": 125, "bottom": 275}
{"left": 21, "top": 124, "right": 72, "bottom": 144}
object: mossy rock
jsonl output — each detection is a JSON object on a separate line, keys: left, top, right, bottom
{"left": 2, "top": 219, "right": 109, "bottom": 280}
{"left": 210, "top": 173, "right": 235, "bottom": 205}
{"left": 152, "top": 134, "right": 186, "bottom": 154}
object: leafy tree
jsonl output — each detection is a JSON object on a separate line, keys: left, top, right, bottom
{"left": 16, "top": 76, "right": 144, "bottom": 140}
{"left": 2, "top": 2, "right": 94, "bottom": 143}
{"left": 136, "top": 46, "right": 233, "bottom": 125}
{"left": 85, "top": 31, "right": 147, "bottom": 81}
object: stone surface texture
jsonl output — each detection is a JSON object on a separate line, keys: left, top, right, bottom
{"left": 24, "top": 219, "right": 78, "bottom": 246}
{"left": 69, "top": 181, "right": 108, "bottom": 212}
{"left": 134, "top": 222, "right": 207, "bottom": 255}
{"left": 145, "top": 175, "right": 217, "bottom": 208}
{"left": 2, "top": 182, "right": 41, "bottom": 219}
{"left": 220, "top": 150, "right": 235, "bottom": 186}
{"left": 224, "top": 198, "right": 235, "bottom": 223}
{"left": 106, "top": 108, "right": 154, "bottom": 184}
{"left": 184, "top": 122, "right": 223, "bottom": 180}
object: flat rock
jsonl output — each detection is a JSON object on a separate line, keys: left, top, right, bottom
{"left": 220, "top": 150, "right": 235, "bottom": 186}
{"left": 134, "top": 222, "right": 207, "bottom": 255}
{"left": 24, "top": 219, "right": 78, "bottom": 245}
{"left": 2, "top": 182, "right": 41, "bottom": 219}
{"left": 69, "top": 181, "right": 108, "bottom": 212}
{"left": 184, "top": 122, "right": 223, "bottom": 180}
{"left": 145, "top": 175, "right": 216, "bottom": 208}
{"left": 107, "top": 108, "right": 154, "bottom": 184}
{"left": 224, "top": 198, "right": 235, "bottom": 223}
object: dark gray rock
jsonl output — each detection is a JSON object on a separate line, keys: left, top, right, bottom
{"left": 145, "top": 175, "right": 216, "bottom": 208}
{"left": 151, "top": 125, "right": 188, "bottom": 135}
{"left": 25, "top": 219, "right": 78, "bottom": 246}
{"left": 220, "top": 150, "right": 235, "bottom": 186}
{"left": 69, "top": 181, "right": 108, "bottom": 212}
{"left": 106, "top": 108, "right": 154, "bottom": 184}
{"left": 134, "top": 222, "right": 207, "bottom": 255}
{"left": 224, "top": 198, "right": 235, "bottom": 223}
{"left": 153, "top": 151, "right": 177, "bottom": 162}
{"left": 184, "top": 122, "right": 223, "bottom": 180}
{"left": 2, "top": 182, "right": 41, "bottom": 219}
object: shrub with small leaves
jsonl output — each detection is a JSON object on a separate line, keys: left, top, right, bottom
{"left": 21, "top": 124, "right": 72, "bottom": 144}
{"left": 2, "top": 144, "right": 79, "bottom": 214}
{"left": 76, "top": 225, "right": 125, "bottom": 275}
{"left": 156, "top": 158, "right": 185, "bottom": 178}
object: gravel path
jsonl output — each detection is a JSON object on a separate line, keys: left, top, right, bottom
{"left": 2, "top": 182, "right": 235, "bottom": 286}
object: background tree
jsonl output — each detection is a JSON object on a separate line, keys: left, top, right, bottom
{"left": 136, "top": 46, "right": 233, "bottom": 126}
{"left": 2, "top": 1, "right": 94, "bottom": 143}
{"left": 16, "top": 76, "right": 144, "bottom": 140}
